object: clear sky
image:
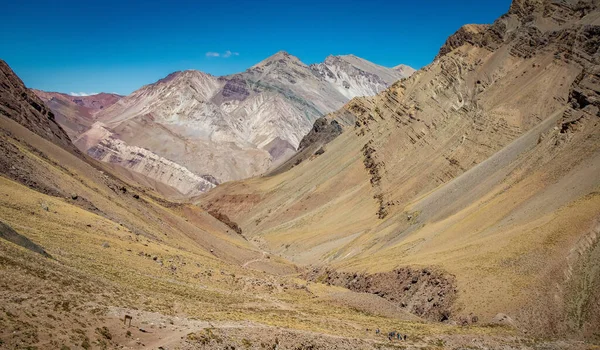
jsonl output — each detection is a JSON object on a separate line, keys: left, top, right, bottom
{"left": 0, "top": 0, "right": 511, "bottom": 95}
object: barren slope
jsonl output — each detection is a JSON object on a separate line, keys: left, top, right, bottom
{"left": 199, "top": 0, "right": 600, "bottom": 339}
{"left": 0, "top": 59, "right": 566, "bottom": 350}
{"left": 33, "top": 90, "right": 121, "bottom": 138}
{"left": 76, "top": 53, "right": 412, "bottom": 198}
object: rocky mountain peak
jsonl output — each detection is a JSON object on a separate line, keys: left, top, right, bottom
{"left": 134, "top": 69, "right": 220, "bottom": 102}
{"left": 49, "top": 52, "right": 413, "bottom": 197}
{"left": 250, "top": 51, "right": 305, "bottom": 70}
{"left": 271, "top": 50, "right": 293, "bottom": 59}
{"left": 435, "top": 24, "right": 491, "bottom": 60}
{"left": 508, "top": 0, "right": 545, "bottom": 17}
{"left": 323, "top": 54, "right": 372, "bottom": 65}
{"left": 152, "top": 70, "right": 214, "bottom": 88}
{"left": 393, "top": 64, "right": 417, "bottom": 77}
{"left": 508, "top": 0, "right": 597, "bottom": 23}
{"left": 324, "top": 54, "right": 355, "bottom": 64}
{"left": 156, "top": 70, "right": 213, "bottom": 85}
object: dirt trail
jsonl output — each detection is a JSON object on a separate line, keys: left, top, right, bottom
{"left": 102, "top": 307, "right": 590, "bottom": 350}
{"left": 105, "top": 307, "right": 267, "bottom": 349}
{"left": 103, "top": 307, "right": 379, "bottom": 349}
{"left": 242, "top": 251, "right": 271, "bottom": 268}
{"left": 242, "top": 251, "right": 269, "bottom": 268}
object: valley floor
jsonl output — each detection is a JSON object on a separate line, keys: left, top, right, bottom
{"left": 0, "top": 162, "right": 593, "bottom": 349}
{"left": 0, "top": 175, "right": 594, "bottom": 350}
{"left": 2, "top": 1, "right": 600, "bottom": 347}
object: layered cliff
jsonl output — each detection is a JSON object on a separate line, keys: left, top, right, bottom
{"left": 199, "top": 0, "right": 600, "bottom": 338}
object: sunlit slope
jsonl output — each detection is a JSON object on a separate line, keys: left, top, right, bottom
{"left": 3, "top": 62, "right": 449, "bottom": 348}
{"left": 199, "top": 0, "right": 600, "bottom": 337}
{"left": 1, "top": 114, "right": 525, "bottom": 349}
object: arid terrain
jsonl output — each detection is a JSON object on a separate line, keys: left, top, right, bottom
{"left": 1, "top": 0, "right": 599, "bottom": 349}
{"left": 32, "top": 90, "right": 122, "bottom": 140}
{"left": 201, "top": 0, "right": 600, "bottom": 342}
{"left": 58, "top": 53, "right": 413, "bottom": 198}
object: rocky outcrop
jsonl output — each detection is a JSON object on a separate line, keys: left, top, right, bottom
{"left": 207, "top": 210, "right": 243, "bottom": 236}
{"left": 76, "top": 124, "right": 217, "bottom": 197}
{"left": 362, "top": 141, "right": 388, "bottom": 219}
{"left": 507, "top": 0, "right": 596, "bottom": 21}
{"left": 298, "top": 117, "right": 343, "bottom": 152}
{"left": 268, "top": 116, "right": 344, "bottom": 175}
{"left": 438, "top": 0, "right": 600, "bottom": 61}
{"left": 306, "top": 267, "right": 457, "bottom": 322}
{"left": 436, "top": 24, "right": 495, "bottom": 59}
{"left": 0, "top": 60, "right": 76, "bottom": 153}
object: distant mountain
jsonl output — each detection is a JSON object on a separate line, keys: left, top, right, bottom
{"left": 33, "top": 90, "right": 121, "bottom": 139}
{"left": 393, "top": 64, "right": 417, "bottom": 77}
{"left": 313, "top": 55, "right": 413, "bottom": 100}
{"left": 71, "top": 52, "right": 413, "bottom": 197}
{"left": 200, "top": 0, "right": 600, "bottom": 338}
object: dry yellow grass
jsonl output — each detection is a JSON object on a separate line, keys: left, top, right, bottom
{"left": 198, "top": 16, "right": 600, "bottom": 340}
{"left": 0, "top": 123, "right": 524, "bottom": 349}
{"left": 3, "top": 2, "right": 600, "bottom": 348}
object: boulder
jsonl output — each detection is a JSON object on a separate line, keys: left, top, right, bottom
{"left": 491, "top": 313, "right": 516, "bottom": 328}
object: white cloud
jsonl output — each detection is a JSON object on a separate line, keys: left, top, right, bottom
{"left": 70, "top": 92, "right": 98, "bottom": 96}
{"left": 206, "top": 50, "right": 239, "bottom": 58}
{"left": 223, "top": 50, "right": 239, "bottom": 58}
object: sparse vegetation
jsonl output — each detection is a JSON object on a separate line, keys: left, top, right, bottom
{"left": 0, "top": 1, "right": 599, "bottom": 349}
{"left": 187, "top": 328, "right": 223, "bottom": 345}
{"left": 242, "top": 337, "right": 252, "bottom": 348}
{"left": 95, "top": 326, "right": 112, "bottom": 340}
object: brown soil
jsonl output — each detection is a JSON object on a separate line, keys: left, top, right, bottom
{"left": 208, "top": 209, "right": 244, "bottom": 236}
{"left": 199, "top": 0, "right": 600, "bottom": 340}
{"left": 306, "top": 267, "right": 457, "bottom": 322}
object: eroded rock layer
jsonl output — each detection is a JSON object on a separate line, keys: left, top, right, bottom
{"left": 199, "top": 0, "right": 600, "bottom": 338}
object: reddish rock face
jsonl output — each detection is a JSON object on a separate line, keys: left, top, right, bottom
{"left": 0, "top": 60, "right": 77, "bottom": 153}
{"left": 33, "top": 90, "right": 122, "bottom": 115}
{"left": 34, "top": 90, "right": 121, "bottom": 109}
{"left": 32, "top": 90, "right": 122, "bottom": 139}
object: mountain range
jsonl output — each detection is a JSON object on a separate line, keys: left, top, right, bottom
{"left": 39, "top": 53, "right": 414, "bottom": 197}
{"left": 1, "top": 0, "right": 599, "bottom": 348}
{"left": 200, "top": 0, "right": 600, "bottom": 338}
{"left": 33, "top": 90, "right": 122, "bottom": 139}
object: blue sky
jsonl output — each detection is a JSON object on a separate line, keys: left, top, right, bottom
{"left": 0, "top": 0, "right": 511, "bottom": 95}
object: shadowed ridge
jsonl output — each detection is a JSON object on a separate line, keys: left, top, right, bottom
{"left": 0, "top": 221, "right": 51, "bottom": 258}
{"left": 0, "top": 60, "right": 78, "bottom": 154}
